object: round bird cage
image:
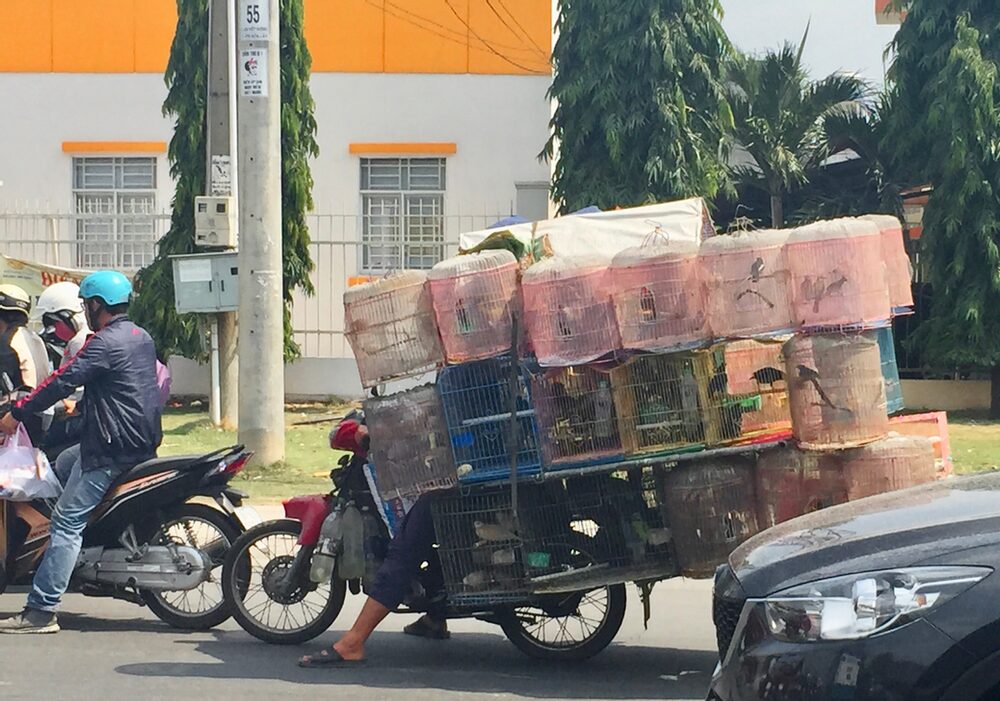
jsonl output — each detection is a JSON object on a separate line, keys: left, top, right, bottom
{"left": 610, "top": 239, "right": 709, "bottom": 352}
{"left": 428, "top": 250, "right": 520, "bottom": 364}
{"left": 344, "top": 271, "right": 443, "bottom": 388}
{"left": 836, "top": 435, "right": 937, "bottom": 500}
{"left": 785, "top": 218, "right": 891, "bottom": 329}
{"left": 699, "top": 229, "right": 795, "bottom": 339}
{"left": 754, "top": 447, "right": 847, "bottom": 528}
{"left": 862, "top": 214, "right": 914, "bottom": 313}
{"left": 521, "top": 255, "right": 620, "bottom": 367}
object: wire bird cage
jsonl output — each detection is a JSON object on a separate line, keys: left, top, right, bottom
{"left": 437, "top": 355, "right": 541, "bottom": 484}
{"left": 432, "top": 468, "right": 676, "bottom": 605}
{"left": 785, "top": 219, "right": 892, "bottom": 330}
{"left": 722, "top": 339, "right": 793, "bottom": 439}
{"left": 783, "top": 333, "right": 889, "bottom": 450}
{"left": 522, "top": 256, "right": 621, "bottom": 367}
{"left": 530, "top": 364, "right": 623, "bottom": 469}
{"left": 699, "top": 229, "right": 795, "bottom": 340}
{"left": 428, "top": 250, "right": 520, "bottom": 364}
{"left": 755, "top": 447, "right": 847, "bottom": 529}
{"left": 872, "top": 327, "right": 904, "bottom": 414}
{"left": 363, "top": 385, "right": 457, "bottom": 500}
{"left": 834, "top": 435, "right": 937, "bottom": 500}
{"left": 862, "top": 214, "right": 914, "bottom": 313}
{"left": 344, "top": 271, "right": 443, "bottom": 388}
{"left": 610, "top": 240, "right": 710, "bottom": 353}
{"left": 662, "top": 457, "right": 759, "bottom": 578}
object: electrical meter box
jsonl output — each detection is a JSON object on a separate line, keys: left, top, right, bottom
{"left": 194, "top": 196, "right": 237, "bottom": 248}
{"left": 170, "top": 252, "right": 238, "bottom": 313}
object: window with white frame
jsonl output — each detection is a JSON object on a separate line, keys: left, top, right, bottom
{"left": 73, "top": 156, "right": 158, "bottom": 271}
{"left": 360, "top": 158, "right": 446, "bottom": 271}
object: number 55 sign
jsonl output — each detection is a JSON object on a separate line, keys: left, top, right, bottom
{"left": 239, "top": 0, "right": 270, "bottom": 42}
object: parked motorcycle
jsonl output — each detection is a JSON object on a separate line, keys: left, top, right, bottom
{"left": 221, "top": 409, "right": 627, "bottom": 660}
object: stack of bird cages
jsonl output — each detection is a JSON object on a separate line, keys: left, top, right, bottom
{"left": 871, "top": 327, "right": 904, "bottom": 415}
{"left": 754, "top": 447, "right": 847, "bottom": 528}
{"left": 834, "top": 435, "right": 937, "bottom": 501}
{"left": 522, "top": 255, "right": 621, "bottom": 366}
{"left": 610, "top": 240, "right": 710, "bottom": 353}
{"left": 722, "top": 339, "right": 793, "bottom": 439}
{"left": 783, "top": 333, "right": 889, "bottom": 450}
{"left": 699, "top": 229, "right": 795, "bottom": 340}
{"left": 344, "top": 271, "right": 443, "bottom": 387}
{"left": 662, "top": 457, "right": 760, "bottom": 578}
{"left": 609, "top": 352, "right": 713, "bottom": 457}
{"left": 363, "top": 385, "right": 457, "bottom": 499}
{"left": 785, "top": 219, "right": 892, "bottom": 330}
{"left": 530, "top": 364, "right": 623, "bottom": 469}
{"left": 862, "top": 214, "right": 914, "bottom": 314}
{"left": 437, "top": 355, "right": 541, "bottom": 484}
{"left": 427, "top": 250, "right": 521, "bottom": 364}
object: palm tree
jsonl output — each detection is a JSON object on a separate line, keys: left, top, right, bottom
{"left": 725, "top": 28, "right": 870, "bottom": 227}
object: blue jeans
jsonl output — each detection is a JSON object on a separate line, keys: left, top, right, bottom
{"left": 27, "top": 456, "right": 117, "bottom": 613}
{"left": 53, "top": 444, "right": 80, "bottom": 487}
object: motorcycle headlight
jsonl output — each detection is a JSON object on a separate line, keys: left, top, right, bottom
{"left": 761, "top": 566, "right": 991, "bottom": 642}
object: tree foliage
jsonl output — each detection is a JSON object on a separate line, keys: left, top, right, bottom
{"left": 546, "top": 0, "right": 734, "bottom": 213}
{"left": 886, "top": 2, "right": 1000, "bottom": 368}
{"left": 131, "top": 0, "right": 316, "bottom": 362}
{"left": 725, "top": 29, "right": 869, "bottom": 226}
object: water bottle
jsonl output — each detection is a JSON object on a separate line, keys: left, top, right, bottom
{"left": 362, "top": 508, "right": 384, "bottom": 587}
{"left": 309, "top": 509, "right": 343, "bottom": 583}
{"left": 340, "top": 504, "right": 365, "bottom": 580}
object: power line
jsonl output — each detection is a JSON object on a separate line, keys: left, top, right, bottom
{"left": 493, "top": 0, "right": 550, "bottom": 57}
{"left": 484, "top": 0, "right": 548, "bottom": 59}
{"left": 442, "top": 0, "right": 547, "bottom": 74}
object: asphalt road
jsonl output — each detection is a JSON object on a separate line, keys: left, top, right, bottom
{"left": 0, "top": 578, "right": 716, "bottom": 701}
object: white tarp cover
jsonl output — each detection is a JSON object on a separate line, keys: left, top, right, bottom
{"left": 459, "top": 198, "right": 714, "bottom": 259}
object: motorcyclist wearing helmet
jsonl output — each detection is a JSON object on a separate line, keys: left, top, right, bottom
{"left": 34, "top": 281, "right": 90, "bottom": 369}
{"left": 0, "top": 270, "right": 162, "bottom": 634}
{"left": 0, "top": 284, "right": 52, "bottom": 445}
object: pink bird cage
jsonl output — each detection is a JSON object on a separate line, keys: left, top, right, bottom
{"left": 836, "top": 435, "right": 937, "bottom": 500}
{"left": 783, "top": 333, "right": 889, "bottom": 450}
{"left": 699, "top": 229, "right": 795, "bottom": 339}
{"left": 428, "top": 250, "right": 519, "bottom": 364}
{"left": 786, "top": 219, "right": 891, "bottom": 329}
{"left": 344, "top": 271, "right": 443, "bottom": 388}
{"left": 723, "top": 339, "right": 792, "bottom": 437}
{"left": 862, "top": 214, "right": 914, "bottom": 312}
{"left": 522, "top": 256, "right": 620, "bottom": 367}
{"left": 610, "top": 239, "right": 709, "bottom": 352}
{"left": 755, "top": 448, "right": 847, "bottom": 528}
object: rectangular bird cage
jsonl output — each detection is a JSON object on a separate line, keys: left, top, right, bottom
{"left": 437, "top": 355, "right": 542, "bottom": 484}
{"left": 363, "top": 385, "right": 457, "bottom": 500}
{"left": 722, "top": 339, "right": 793, "bottom": 440}
{"left": 530, "top": 364, "right": 624, "bottom": 470}
{"left": 873, "top": 327, "right": 904, "bottom": 415}
{"left": 431, "top": 467, "right": 676, "bottom": 605}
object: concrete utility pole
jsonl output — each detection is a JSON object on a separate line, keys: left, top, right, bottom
{"left": 237, "top": 0, "right": 285, "bottom": 464}
{"left": 206, "top": 0, "right": 239, "bottom": 429}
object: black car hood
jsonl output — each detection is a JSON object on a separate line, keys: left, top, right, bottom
{"left": 731, "top": 472, "right": 1000, "bottom": 597}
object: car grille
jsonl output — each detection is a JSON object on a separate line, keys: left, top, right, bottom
{"left": 712, "top": 593, "right": 745, "bottom": 661}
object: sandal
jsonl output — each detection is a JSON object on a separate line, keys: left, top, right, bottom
{"left": 403, "top": 617, "right": 451, "bottom": 640}
{"left": 298, "top": 649, "right": 368, "bottom": 668}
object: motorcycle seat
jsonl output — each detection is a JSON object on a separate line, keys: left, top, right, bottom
{"left": 108, "top": 455, "right": 206, "bottom": 491}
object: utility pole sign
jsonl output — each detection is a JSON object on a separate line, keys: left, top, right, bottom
{"left": 239, "top": 48, "right": 268, "bottom": 97}
{"left": 239, "top": 0, "right": 269, "bottom": 41}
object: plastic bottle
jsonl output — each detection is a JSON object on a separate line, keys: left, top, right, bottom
{"left": 362, "top": 507, "right": 384, "bottom": 586}
{"left": 340, "top": 504, "right": 365, "bottom": 580}
{"left": 594, "top": 378, "right": 614, "bottom": 438}
{"left": 309, "top": 509, "right": 343, "bottom": 583}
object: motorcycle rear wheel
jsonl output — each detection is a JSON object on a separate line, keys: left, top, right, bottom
{"left": 223, "top": 519, "right": 347, "bottom": 645}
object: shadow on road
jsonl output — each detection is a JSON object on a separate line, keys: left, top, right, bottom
{"left": 116, "top": 628, "right": 717, "bottom": 699}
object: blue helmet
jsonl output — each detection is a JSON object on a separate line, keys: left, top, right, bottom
{"left": 80, "top": 270, "right": 132, "bottom": 306}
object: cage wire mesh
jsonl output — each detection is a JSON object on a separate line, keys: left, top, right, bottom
{"left": 437, "top": 355, "right": 541, "bottom": 484}
{"left": 344, "top": 271, "right": 443, "bottom": 388}
{"left": 722, "top": 339, "right": 793, "bottom": 438}
{"left": 363, "top": 385, "right": 457, "bottom": 500}
{"left": 872, "top": 327, "right": 904, "bottom": 415}
{"left": 530, "top": 363, "right": 623, "bottom": 469}
{"left": 833, "top": 435, "right": 937, "bottom": 500}
{"left": 662, "top": 457, "right": 759, "bottom": 578}
{"left": 428, "top": 250, "right": 520, "bottom": 364}
{"left": 862, "top": 214, "right": 914, "bottom": 313}
{"left": 783, "top": 332, "right": 889, "bottom": 450}
{"left": 522, "top": 256, "right": 621, "bottom": 367}
{"left": 754, "top": 447, "right": 847, "bottom": 529}
{"left": 785, "top": 219, "right": 892, "bottom": 330}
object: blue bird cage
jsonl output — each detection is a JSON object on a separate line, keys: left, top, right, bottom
{"left": 875, "top": 327, "right": 904, "bottom": 414}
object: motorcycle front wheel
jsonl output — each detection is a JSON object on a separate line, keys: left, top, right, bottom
{"left": 222, "top": 519, "right": 347, "bottom": 645}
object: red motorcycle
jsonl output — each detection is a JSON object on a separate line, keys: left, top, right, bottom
{"left": 221, "top": 409, "right": 627, "bottom": 660}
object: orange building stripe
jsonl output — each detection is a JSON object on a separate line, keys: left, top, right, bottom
{"left": 348, "top": 142, "right": 457, "bottom": 155}
{"left": 62, "top": 141, "right": 168, "bottom": 153}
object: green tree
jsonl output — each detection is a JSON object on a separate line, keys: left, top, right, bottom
{"left": 131, "top": 0, "right": 316, "bottom": 361}
{"left": 545, "top": 0, "right": 734, "bottom": 213}
{"left": 886, "top": 2, "right": 1000, "bottom": 414}
{"left": 726, "top": 29, "right": 869, "bottom": 227}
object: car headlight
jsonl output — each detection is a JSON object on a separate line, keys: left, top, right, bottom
{"left": 761, "top": 566, "right": 991, "bottom": 642}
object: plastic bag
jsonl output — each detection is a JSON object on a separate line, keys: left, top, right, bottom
{"left": 0, "top": 424, "right": 62, "bottom": 501}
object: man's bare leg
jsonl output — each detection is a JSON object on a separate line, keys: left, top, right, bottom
{"left": 332, "top": 598, "right": 391, "bottom": 661}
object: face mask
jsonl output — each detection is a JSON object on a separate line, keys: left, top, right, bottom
{"left": 52, "top": 319, "right": 76, "bottom": 343}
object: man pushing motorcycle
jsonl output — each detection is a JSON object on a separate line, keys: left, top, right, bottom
{"left": 0, "top": 270, "right": 162, "bottom": 634}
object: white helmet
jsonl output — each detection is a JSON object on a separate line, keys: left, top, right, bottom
{"left": 34, "top": 281, "right": 84, "bottom": 319}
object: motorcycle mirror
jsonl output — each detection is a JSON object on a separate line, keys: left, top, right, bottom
{"left": 1, "top": 373, "right": 13, "bottom": 394}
